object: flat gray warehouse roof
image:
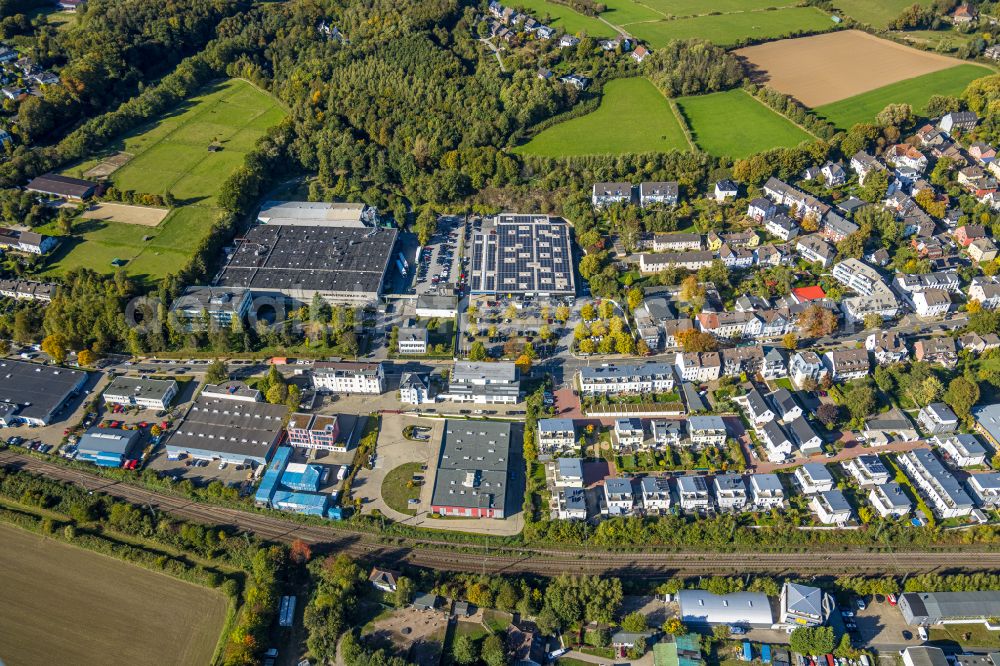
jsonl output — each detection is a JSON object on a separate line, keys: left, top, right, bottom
{"left": 0, "top": 359, "right": 86, "bottom": 424}
{"left": 164, "top": 396, "right": 287, "bottom": 459}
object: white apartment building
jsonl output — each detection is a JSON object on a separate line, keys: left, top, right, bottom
{"left": 842, "top": 454, "right": 890, "bottom": 486}
{"left": 397, "top": 327, "right": 428, "bottom": 355}
{"left": 614, "top": 418, "right": 644, "bottom": 450}
{"left": 677, "top": 475, "right": 712, "bottom": 512}
{"left": 603, "top": 477, "right": 635, "bottom": 516}
{"left": 312, "top": 362, "right": 385, "bottom": 394}
{"left": 811, "top": 489, "right": 852, "bottom": 525}
{"left": 760, "top": 420, "right": 794, "bottom": 463}
{"left": 790, "top": 351, "right": 827, "bottom": 388}
{"left": 935, "top": 433, "right": 987, "bottom": 467}
{"left": 918, "top": 403, "right": 959, "bottom": 435}
{"left": 689, "top": 415, "right": 727, "bottom": 446}
{"left": 968, "top": 276, "right": 1000, "bottom": 308}
{"left": 537, "top": 418, "right": 576, "bottom": 454}
{"left": 913, "top": 289, "right": 952, "bottom": 317}
{"left": 897, "top": 449, "right": 974, "bottom": 519}
{"left": 795, "top": 463, "right": 834, "bottom": 494}
{"left": 674, "top": 352, "right": 722, "bottom": 382}
{"left": 577, "top": 362, "right": 675, "bottom": 395}
{"left": 714, "top": 474, "right": 748, "bottom": 511}
{"left": 869, "top": 482, "right": 912, "bottom": 518}
{"left": 651, "top": 419, "right": 683, "bottom": 448}
{"left": 640, "top": 476, "right": 672, "bottom": 513}
{"left": 750, "top": 473, "right": 785, "bottom": 509}
{"left": 966, "top": 472, "right": 1000, "bottom": 509}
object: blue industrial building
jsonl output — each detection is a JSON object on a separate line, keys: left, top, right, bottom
{"left": 76, "top": 427, "right": 141, "bottom": 467}
{"left": 255, "top": 447, "right": 334, "bottom": 517}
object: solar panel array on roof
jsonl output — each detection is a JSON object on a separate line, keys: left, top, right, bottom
{"left": 470, "top": 215, "right": 575, "bottom": 296}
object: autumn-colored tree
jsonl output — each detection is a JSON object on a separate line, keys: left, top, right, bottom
{"left": 676, "top": 328, "right": 718, "bottom": 352}
{"left": 515, "top": 353, "right": 532, "bottom": 374}
{"left": 797, "top": 305, "right": 838, "bottom": 338}
{"left": 782, "top": 333, "right": 798, "bottom": 350}
{"left": 76, "top": 349, "right": 97, "bottom": 367}
{"left": 968, "top": 299, "right": 983, "bottom": 314}
{"left": 290, "top": 539, "right": 312, "bottom": 564}
{"left": 41, "top": 333, "right": 68, "bottom": 364}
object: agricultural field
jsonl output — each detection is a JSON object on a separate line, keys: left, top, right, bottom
{"left": 623, "top": 6, "right": 833, "bottom": 49}
{"left": 40, "top": 79, "right": 285, "bottom": 283}
{"left": 735, "top": 30, "right": 976, "bottom": 107}
{"left": 677, "top": 88, "right": 814, "bottom": 159}
{"left": 832, "top": 0, "right": 930, "bottom": 28}
{"left": 0, "top": 523, "right": 228, "bottom": 666}
{"left": 510, "top": 0, "right": 612, "bottom": 36}
{"left": 516, "top": 77, "right": 689, "bottom": 157}
{"left": 816, "top": 63, "right": 992, "bottom": 128}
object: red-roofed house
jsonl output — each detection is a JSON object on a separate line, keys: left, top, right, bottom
{"left": 792, "top": 286, "right": 826, "bottom": 303}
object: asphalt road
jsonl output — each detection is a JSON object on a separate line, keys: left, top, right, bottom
{"left": 6, "top": 450, "right": 1000, "bottom": 578}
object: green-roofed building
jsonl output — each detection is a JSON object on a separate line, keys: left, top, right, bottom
{"left": 655, "top": 634, "right": 703, "bottom": 666}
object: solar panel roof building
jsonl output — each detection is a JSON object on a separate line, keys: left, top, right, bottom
{"left": 469, "top": 214, "right": 576, "bottom": 296}
{"left": 216, "top": 223, "right": 398, "bottom": 305}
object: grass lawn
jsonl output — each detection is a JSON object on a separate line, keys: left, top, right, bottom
{"left": 637, "top": 0, "right": 789, "bottom": 17}
{"left": 834, "top": 0, "right": 930, "bottom": 28}
{"left": 624, "top": 6, "right": 833, "bottom": 49}
{"left": 929, "top": 623, "right": 1000, "bottom": 648}
{"left": 815, "top": 64, "right": 992, "bottom": 128}
{"left": 0, "top": 522, "right": 228, "bottom": 666}
{"left": 516, "top": 77, "right": 688, "bottom": 157}
{"left": 557, "top": 659, "right": 595, "bottom": 666}
{"left": 510, "top": 0, "right": 613, "bottom": 36}
{"left": 483, "top": 609, "right": 513, "bottom": 633}
{"left": 381, "top": 462, "right": 423, "bottom": 515}
{"left": 677, "top": 88, "right": 814, "bottom": 158}
{"left": 39, "top": 79, "right": 284, "bottom": 283}
{"left": 774, "top": 377, "right": 794, "bottom": 390}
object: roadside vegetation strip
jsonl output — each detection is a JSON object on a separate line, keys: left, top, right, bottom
{"left": 676, "top": 88, "right": 814, "bottom": 159}
{"left": 515, "top": 77, "right": 689, "bottom": 157}
{"left": 667, "top": 98, "right": 697, "bottom": 151}
{"left": 815, "top": 64, "right": 993, "bottom": 129}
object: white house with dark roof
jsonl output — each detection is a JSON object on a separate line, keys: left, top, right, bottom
{"left": 843, "top": 454, "right": 890, "bottom": 486}
{"left": 537, "top": 418, "right": 576, "bottom": 453}
{"left": 715, "top": 180, "right": 739, "bottom": 201}
{"left": 760, "top": 420, "right": 794, "bottom": 462}
{"left": 811, "top": 489, "right": 852, "bottom": 525}
{"left": 866, "top": 330, "right": 908, "bottom": 365}
{"left": 870, "top": 481, "right": 912, "bottom": 518}
{"left": 651, "top": 419, "right": 683, "bottom": 448}
{"left": 613, "top": 418, "right": 644, "bottom": 450}
{"left": 934, "top": 433, "right": 987, "bottom": 467}
{"left": 769, "top": 388, "right": 802, "bottom": 423}
{"left": 790, "top": 351, "right": 827, "bottom": 388}
{"left": 898, "top": 448, "right": 974, "bottom": 518}
{"left": 789, "top": 416, "right": 823, "bottom": 455}
{"left": 640, "top": 476, "right": 672, "bottom": 512}
{"left": 823, "top": 349, "right": 870, "bottom": 381}
{"left": 592, "top": 182, "right": 633, "bottom": 207}
{"left": 688, "top": 415, "right": 727, "bottom": 446}
{"left": 553, "top": 457, "right": 584, "bottom": 488}
{"left": 919, "top": 404, "right": 959, "bottom": 435}
{"left": 743, "top": 388, "right": 775, "bottom": 424}
{"left": 750, "top": 473, "right": 785, "bottom": 508}
{"left": 640, "top": 181, "right": 679, "bottom": 207}
{"left": 966, "top": 472, "right": 1000, "bottom": 509}
{"left": 714, "top": 474, "right": 748, "bottom": 511}
{"left": 677, "top": 475, "right": 712, "bottom": 512}
{"left": 796, "top": 235, "right": 836, "bottom": 267}
{"left": 603, "top": 477, "right": 635, "bottom": 515}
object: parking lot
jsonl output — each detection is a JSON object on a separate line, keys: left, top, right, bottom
{"left": 413, "top": 215, "right": 466, "bottom": 297}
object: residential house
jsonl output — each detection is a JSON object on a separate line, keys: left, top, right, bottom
{"left": 913, "top": 289, "right": 952, "bottom": 317}
{"left": 560, "top": 74, "right": 589, "bottom": 89}
{"left": 631, "top": 45, "right": 650, "bottom": 63}
{"left": 639, "top": 250, "right": 715, "bottom": 272}
{"left": 765, "top": 214, "right": 799, "bottom": 241}
{"left": 811, "top": 489, "right": 852, "bottom": 525}
{"left": 954, "top": 224, "right": 986, "bottom": 247}
{"left": 894, "top": 271, "right": 961, "bottom": 295}
{"left": 715, "top": 180, "right": 739, "bottom": 202}
{"left": 887, "top": 144, "right": 929, "bottom": 172}
{"left": 674, "top": 352, "right": 722, "bottom": 382}
{"left": 796, "top": 235, "right": 836, "bottom": 267}
{"left": 870, "top": 482, "right": 913, "bottom": 519}
{"left": 761, "top": 346, "right": 788, "bottom": 378}
{"left": 952, "top": 3, "right": 978, "bottom": 22}
{"left": 851, "top": 151, "right": 885, "bottom": 184}
{"left": 651, "top": 419, "right": 683, "bottom": 449}
{"left": 762, "top": 177, "right": 830, "bottom": 220}
{"left": 968, "top": 237, "right": 998, "bottom": 264}
{"left": 795, "top": 463, "right": 834, "bottom": 494}
{"left": 780, "top": 582, "right": 833, "bottom": 627}
{"left": 790, "top": 351, "right": 828, "bottom": 388}
{"left": 935, "top": 433, "right": 987, "bottom": 468}
{"left": 640, "top": 476, "right": 672, "bottom": 512}
{"left": 721, "top": 344, "right": 765, "bottom": 377}
{"left": 688, "top": 415, "right": 727, "bottom": 446}
{"left": 719, "top": 243, "right": 754, "bottom": 269}
{"left": 743, "top": 388, "right": 774, "bottom": 425}
{"left": 969, "top": 276, "right": 1000, "bottom": 308}
{"left": 897, "top": 448, "right": 975, "bottom": 518}
{"left": 577, "top": 362, "right": 675, "bottom": 395}
{"left": 821, "top": 213, "right": 859, "bottom": 243}
{"left": 760, "top": 420, "right": 794, "bottom": 463}
{"left": 640, "top": 181, "right": 679, "bottom": 206}
{"left": 843, "top": 454, "right": 891, "bottom": 486}
{"left": 713, "top": 474, "right": 748, "bottom": 512}
{"left": 940, "top": 111, "right": 978, "bottom": 134}
{"left": 369, "top": 568, "right": 399, "bottom": 593}
{"left": 747, "top": 197, "right": 777, "bottom": 222}
{"left": 919, "top": 404, "right": 959, "bottom": 435}
{"left": 537, "top": 418, "right": 576, "bottom": 454}
{"left": 553, "top": 457, "right": 584, "bottom": 488}
{"left": 559, "top": 34, "right": 579, "bottom": 47}
{"left": 613, "top": 418, "right": 644, "bottom": 450}
{"left": 603, "top": 477, "right": 635, "bottom": 516}
{"left": 592, "top": 182, "right": 633, "bottom": 207}
{"left": 750, "top": 473, "right": 785, "bottom": 509}
{"left": 696, "top": 311, "right": 761, "bottom": 339}
{"left": 652, "top": 232, "right": 702, "bottom": 252}
{"left": 822, "top": 161, "right": 847, "bottom": 186}
{"left": 553, "top": 488, "right": 587, "bottom": 520}
{"left": 865, "top": 407, "right": 918, "bottom": 444}
{"left": 770, "top": 388, "right": 803, "bottom": 423}
{"left": 959, "top": 332, "right": 1000, "bottom": 354}
{"left": 789, "top": 416, "right": 823, "bottom": 456}
{"left": 677, "top": 475, "right": 712, "bottom": 512}
{"left": 914, "top": 337, "right": 958, "bottom": 369}
{"left": 823, "top": 349, "right": 870, "bottom": 382}
{"left": 966, "top": 473, "right": 1000, "bottom": 509}
{"left": 866, "top": 330, "right": 908, "bottom": 365}
{"left": 970, "top": 142, "right": 996, "bottom": 164}
{"left": 399, "top": 372, "right": 431, "bottom": 405}
{"left": 398, "top": 327, "right": 428, "bottom": 355}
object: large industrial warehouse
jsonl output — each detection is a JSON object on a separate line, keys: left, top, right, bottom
{"left": 215, "top": 223, "right": 398, "bottom": 305}
{"left": 0, "top": 359, "right": 87, "bottom": 426}
{"left": 469, "top": 214, "right": 576, "bottom": 296}
{"left": 430, "top": 419, "right": 512, "bottom": 519}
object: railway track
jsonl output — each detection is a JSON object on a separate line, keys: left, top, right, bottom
{"left": 4, "top": 451, "right": 999, "bottom": 577}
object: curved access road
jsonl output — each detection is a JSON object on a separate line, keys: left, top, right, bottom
{"left": 3, "top": 450, "right": 998, "bottom": 578}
